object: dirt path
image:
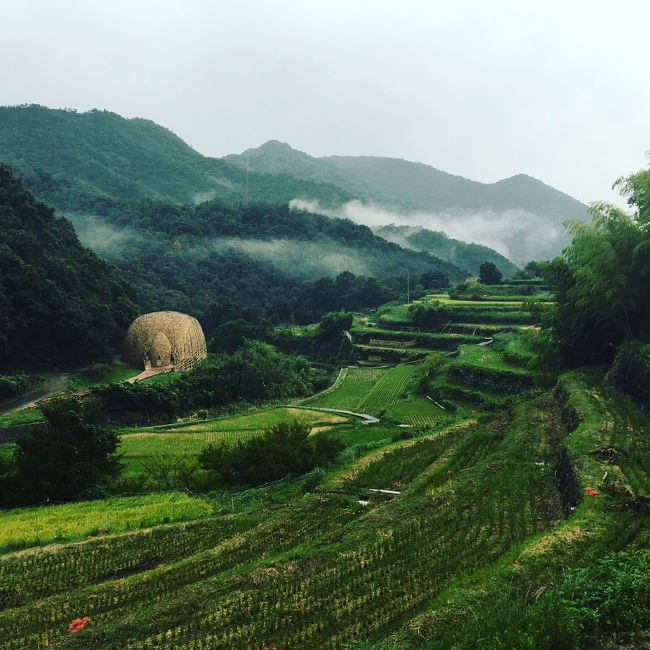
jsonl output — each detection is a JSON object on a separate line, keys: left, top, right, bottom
{"left": 0, "top": 374, "right": 70, "bottom": 416}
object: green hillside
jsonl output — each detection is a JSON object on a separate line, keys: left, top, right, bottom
{"left": 60, "top": 198, "right": 466, "bottom": 333}
{"left": 0, "top": 106, "right": 470, "bottom": 334}
{"left": 0, "top": 105, "right": 352, "bottom": 208}
{"left": 0, "top": 164, "right": 138, "bottom": 370}
{"left": 375, "top": 223, "right": 520, "bottom": 278}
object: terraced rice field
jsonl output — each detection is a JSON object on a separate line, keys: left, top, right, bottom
{"left": 303, "top": 366, "right": 417, "bottom": 415}
{"left": 1, "top": 392, "right": 597, "bottom": 649}
{"left": 119, "top": 407, "right": 349, "bottom": 476}
{"left": 120, "top": 428, "right": 268, "bottom": 458}
{"left": 357, "top": 365, "right": 418, "bottom": 413}
{"left": 0, "top": 492, "right": 213, "bottom": 552}
{"left": 385, "top": 396, "right": 447, "bottom": 426}
{"left": 302, "top": 367, "right": 386, "bottom": 410}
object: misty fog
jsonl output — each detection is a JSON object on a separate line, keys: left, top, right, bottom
{"left": 292, "top": 198, "right": 567, "bottom": 265}
{"left": 65, "top": 212, "right": 374, "bottom": 280}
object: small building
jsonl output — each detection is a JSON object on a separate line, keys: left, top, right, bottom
{"left": 122, "top": 311, "right": 207, "bottom": 372}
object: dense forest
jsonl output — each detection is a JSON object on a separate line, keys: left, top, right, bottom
{"left": 0, "top": 105, "right": 353, "bottom": 208}
{"left": 62, "top": 197, "right": 463, "bottom": 331}
{"left": 0, "top": 104, "right": 582, "bottom": 269}
{"left": 0, "top": 165, "right": 138, "bottom": 370}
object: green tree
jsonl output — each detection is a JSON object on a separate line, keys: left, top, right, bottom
{"left": 478, "top": 261, "right": 503, "bottom": 285}
{"left": 419, "top": 271, "right": 450, "bottom": 289}
{"left": 12, "top": 399, "right": 121, "bottom": 503}
{"left": 534, "top": 166, "right": 650, "bottom": 365}
{"left": 317, "top": 311, "right": 354, "bottom": 340}
{"left": 199, "top": 420, "right": 315, "bottom": 486}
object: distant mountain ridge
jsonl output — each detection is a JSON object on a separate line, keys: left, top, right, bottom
{"left": 228, "top": 139, "right": 587, "bottom": 219}
{"left": 0, "top": 105, "right": 353, "bottom": 208}
{"left": 0, "top": 105, "right": 588, "bottom": 265}
{"left": 228, "top": 140, "right": 590, "bottom": 263}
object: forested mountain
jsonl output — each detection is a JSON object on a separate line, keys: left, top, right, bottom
{"left": 228, "top": 140, "right": 590, "bottom": 263}
{"left": 375, "top": 224, "right": 520, "bottom": 278}
{"left": 1, "top": 106, "right": 587, "bottom": 265}
{"left": 229, "top": 139, "right": 588, "bottom": 220}
{"left": 0, "top": 105, "right": 469, "bottom": 337}
{"left": 0, "top": 164, "right": 138, "bottom": 371}
{"left": 63, "top": 198, "right": 465, "bottom": 332}
{"left": 0, "top": 105, "right": 352, "bottom": 208}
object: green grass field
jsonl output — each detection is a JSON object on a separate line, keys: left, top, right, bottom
{"left": 450, "top": 342, "right": 528, "bottom": 372}
{"left": 0, "top": 492, "right": 213, "bottom": 553}
{"left": 357, "top": 364, "right": 418, "bottom": 413}
{"left": 65, "top": 361, "right": 141, "bottom": 393}
{"left": 385, "top": 395, "right": 447, "bottom": 426}
{"left": 302, "top": 366, "right": 386, "bottom": 410}
{"left": 0, "top": 407, "right": 45, "bottom": 427}
{"left": 301, "top": 365, "right": 418, "bottom": 415}
{"left": 118, "top": 407, "right": 350, "bottom": 477}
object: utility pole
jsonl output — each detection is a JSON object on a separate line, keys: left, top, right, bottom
{"left": 401, "top": 268, "right": 410, "bottom": 304}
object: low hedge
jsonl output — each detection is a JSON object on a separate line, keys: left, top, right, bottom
{"left": 447, "top": 363, "right": 534, "bottom": 394}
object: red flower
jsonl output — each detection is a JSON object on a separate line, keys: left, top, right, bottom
{"left": 68, "top": 616, "right": 91, "bottom": 633}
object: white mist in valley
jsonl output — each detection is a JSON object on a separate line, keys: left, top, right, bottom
{"left": 209, "top": 237, "right": 371, "bottom": 278}
{"left": 66, "top": 212, "right": 373, "bottom": 279}
{"left": 292, "top": 199, "right": 567, "bottom": 265}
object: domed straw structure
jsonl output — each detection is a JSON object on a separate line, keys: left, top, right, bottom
{"left": 122, "top": 311, "right": 207, "bottom": 371}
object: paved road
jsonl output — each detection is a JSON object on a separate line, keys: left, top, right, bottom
{"left": 316, "top": 408, "right": 380, "bottom": 424}
{"left": 0, "top": 374, "right": 70, "bottom": 416}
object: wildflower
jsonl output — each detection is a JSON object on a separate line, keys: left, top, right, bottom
{"left": 471, "top": 410, "right": 476, "bottom": 414}
{"left": 68, "top": 616, "right": 91, "bottom": 633}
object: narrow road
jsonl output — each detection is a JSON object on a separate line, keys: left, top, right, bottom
{"left": 0, "top": 374, "right": 70, "bottom": 416}
{"left": 316, "top": 408, "right": 380, "bottom": 424}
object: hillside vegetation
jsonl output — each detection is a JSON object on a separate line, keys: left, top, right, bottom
{"left": 0, "top": 165, "right": 138, "bottom": 370}
{"left": 0, "top": 113, "right": 648, "bottom": 649}
{"left": 375, "top": 224, "right": 520, "bottom": 278}
{"left": 0, "top": 105, "right": 352, "bottom": 207}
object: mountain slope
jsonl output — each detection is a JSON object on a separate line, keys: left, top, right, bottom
{"left": 375, "top": 224, "right": 520, "bottom": 278}
{"left": 62, "top": 197, "right": 467, "bottom": 333}
{"left": 229, "top": 139, "right": 588, "bottom": 220}
{"left": 0, "top": 164, "right": 138, "bottom": 370}
{"left": 229, "top": 140, "right": 590, "bottom": 263}
{"left": 0, "top": 105, "right": 352, "bottom": 208}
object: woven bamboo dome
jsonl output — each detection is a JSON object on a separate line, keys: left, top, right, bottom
{"left": 122, "top": 311, "right": 207, "bottom": 371}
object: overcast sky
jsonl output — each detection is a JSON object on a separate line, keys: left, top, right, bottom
{"left": 2, "top": 0, "right": 649, "bottom": 206}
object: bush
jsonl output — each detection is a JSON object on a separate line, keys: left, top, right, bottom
{"left": 199, "top": 421, "right": 344, "bottom": 488}
{"left": 0, "top": 374, "right": 30, "bottom": 399}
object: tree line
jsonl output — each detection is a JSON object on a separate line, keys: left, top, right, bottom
{"left": 531, "top": 165, "right": 650, "bottom": 366}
